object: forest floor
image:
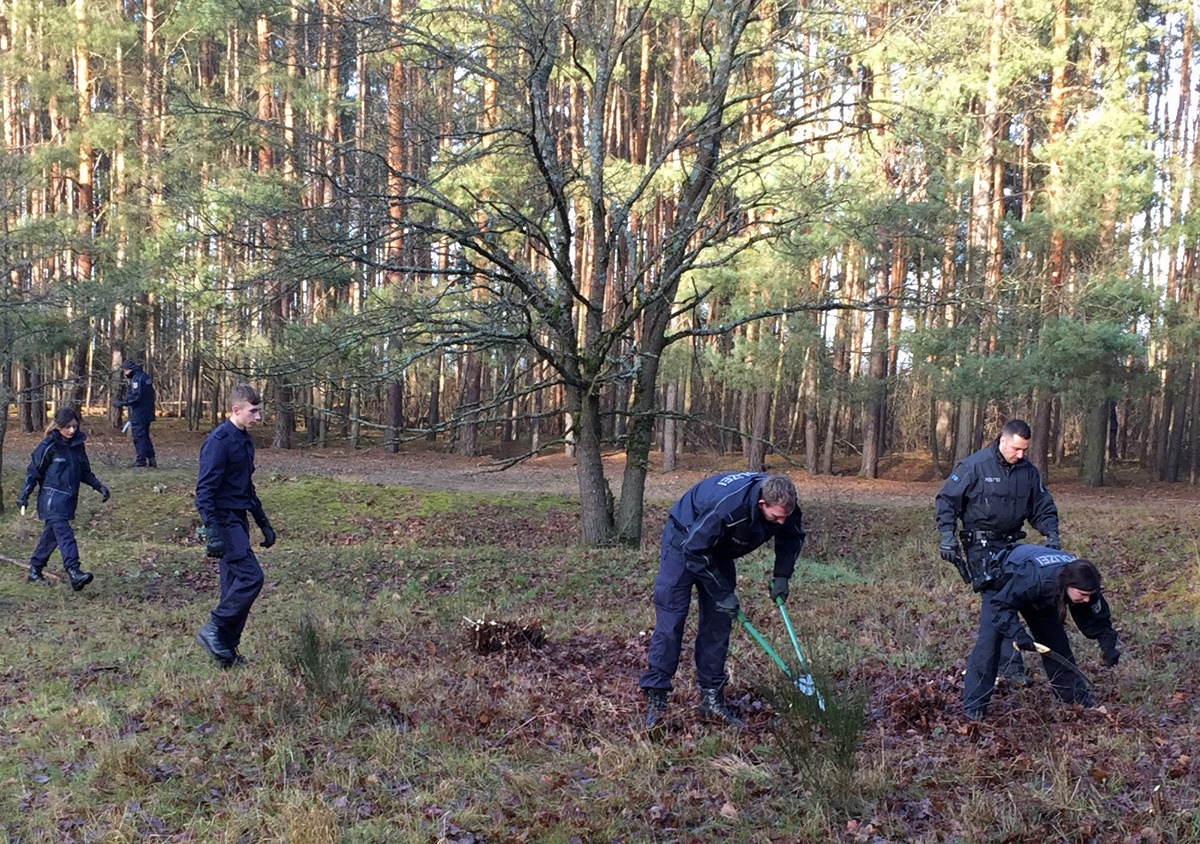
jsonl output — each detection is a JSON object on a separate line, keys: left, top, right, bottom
{"left": 2, "top": 418, "right": 1199, "bottom": 842}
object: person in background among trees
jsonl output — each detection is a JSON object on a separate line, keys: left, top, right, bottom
{"left": 640, "top": 473, "right": 806, "bottom": 730}
{"left": 193, "top": 383, "right": 277, "bottom": 668}
{"left": 962, "top": 544, "right": 1120, "bottom": 720}
{"left": 936, "top": 418, "right": 1061, "bottom": 686}
{"left": 16, "top": 407, "right": 110, "bottom": 592}
{"left": 116, "top": 359, "right": 157, "bottom": 468}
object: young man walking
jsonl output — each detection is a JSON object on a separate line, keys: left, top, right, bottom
{"left": 194, "top": 384, "right": 277, "bottom": 667}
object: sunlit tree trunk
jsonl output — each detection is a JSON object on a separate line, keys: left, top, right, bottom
{"left": 1155, "top": 6, "right": 1193, "bottom": 480}
{"left": 662, "top": 381, "right": 678, "bottom": 471}
{"left": 68, "top": 0, "right": 91, "bottom": 406}
{"left": 860, "top": 255, "right": 889, "bottom": 478}
{"left": 1032, "top": 0, "right": 1069, "bottom": 481}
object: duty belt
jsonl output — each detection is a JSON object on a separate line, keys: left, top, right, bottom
{"left": 960, "top": 529, "right": 1025, "bottom": 547}
{"left": 958, "top": 531, "right": 1023, "bottom": 592}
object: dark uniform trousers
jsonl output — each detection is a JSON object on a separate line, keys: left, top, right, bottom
{"left": 963, "top": 542, "right": 1024, "bottom": 677}
{"left": 963, "top": 588, "right": 1090, "bottom": 713}
{"left": 30, "top": 519, "right": 81, "bottom": 571}
{"left": 130, "top": 421, "right": 156, "bottom": 466}
{"left": 210, "top": 511, "right": 264, "bottom": 648}
{"left": 640, "top": 524, "right": 736, "bottom": 691}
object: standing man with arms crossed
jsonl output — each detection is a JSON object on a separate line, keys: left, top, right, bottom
{"left": 194, "top": 384, "right": 277, "bottom": 667}
{"left": 640, "top": 473, "right": 805, "bottom": 729}
{"left": 116, "top": 359, "right": 157, "bottom": 468}
{"left": 936, "top": 418, "right": 1060, "bottom": 690}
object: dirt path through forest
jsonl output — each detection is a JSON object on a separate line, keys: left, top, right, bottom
{"left": 9, "top": 421, "right": 1200, "bottom": 513}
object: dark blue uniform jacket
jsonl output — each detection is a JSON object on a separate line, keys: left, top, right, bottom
{"left": 20, "top": 430, "right": 104, "bottom": 520}
{"left": 665, "top": 472, "right": 805, "bottom": 602}
{"left": 195, "top": 420, "right": 264, "bottom": 525}
{"left": 987, "top": 544, "right": 1118, "bottom": 653}
{"left": 118, "top": 365, "right": 156, "bottom": 425}
{"left": 935, "top": 440, "right": 1059, "bottom": 536}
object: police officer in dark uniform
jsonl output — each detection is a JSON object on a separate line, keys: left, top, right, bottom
{"left": 116, "top": 360, "right": 157, "bottom": 467}
{"left": 640, "top": 473, "right": 806, "bottom": 729}
{"left": 193, "top": 383, "right": 277, "bottom": 667}
{"left": 936, "top": 419, "right": 1059, "bottom": 683}
{"left": 962, "top": 544, "right": 1120, "bottom": 719}
{"left": 17, "top": 408, "right": 110, "bottom": 591}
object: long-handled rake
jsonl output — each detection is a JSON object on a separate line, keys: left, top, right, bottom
{"left": 738, "top": 609, "right": 827, "bottom": 711}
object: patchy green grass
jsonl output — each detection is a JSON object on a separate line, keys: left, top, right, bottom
{"left": 1, "top": 461, "right": 1199, "bottom": 842}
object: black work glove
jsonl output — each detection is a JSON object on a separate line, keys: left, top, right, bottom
{"left": 769, "top": 576, "right": 790, "bottom": 602}
{"left": 204, "top": 523, "right": 225, "bottom": 559}
{"left": 938, "top": 533, "right": 961, "bottom": 564}
{"left": 1102, "top": 647, "right": 1120, "bottom": 667}
{"left": 259, "top": 520, "right": 276, "bottom": 548}
{"left": 97, "top": 485, "right": 110, "bottom": 503}
{"left": 1013, "top": 629, "right": 1035, "bottom": 651}
{"left": 1044, "top": 532, "right": 1061, "bottom": 550}
{"left": 714, "top": 592, "right": 740, "bottom": 620}
{"left": 1013, "top": 633, "right": 1041, "bottom": 653}
{"left": 16, "top": 493, "right": 28, "bottom": 509}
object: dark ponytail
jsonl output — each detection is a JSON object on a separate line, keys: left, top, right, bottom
{"left": 1057, "top": 559, "right": 1102, "bottom": 622}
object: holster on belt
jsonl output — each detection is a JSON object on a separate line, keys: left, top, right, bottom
{"left": 959, "top": 530, "right": 1025, "bottom": 592}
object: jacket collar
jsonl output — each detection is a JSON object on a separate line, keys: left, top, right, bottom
{"left": 50, "top": 429, "right": 87, "bottom": 447}
{"left": 991, "top": 439, "right": 1022, "bottom": 473}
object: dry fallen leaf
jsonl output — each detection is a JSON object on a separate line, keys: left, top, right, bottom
{"left": 720, "top": 801, "right": 738, "bottom": 819}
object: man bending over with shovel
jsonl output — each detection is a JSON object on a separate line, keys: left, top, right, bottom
{"left": 962, "top": 543, "right": 1121, "bottom": 720}
{"left": 640, "top": 473, "right": 805, "bottom": 729}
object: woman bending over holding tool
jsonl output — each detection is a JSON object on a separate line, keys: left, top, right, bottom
{"left": 963, "top": 544, "right": 1121, "bottom": 720}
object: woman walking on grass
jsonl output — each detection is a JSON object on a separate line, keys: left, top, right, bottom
{"left": 16, "top": 408, "right": 110, "bottom": 591}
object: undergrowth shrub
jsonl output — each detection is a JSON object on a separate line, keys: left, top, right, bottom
{"left": 765, "top": 670, "right": 867, "bottom": 801}
{"left": 288, "top": 614, "right": 363, "bottom": 709}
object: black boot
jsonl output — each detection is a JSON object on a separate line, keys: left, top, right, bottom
{"left": 66, "top": 567, "right": 94, "bottom": 592}
{"left": 27, "top": 564, "right": 49, "bottom": 584}
{"left": 227, "top": 639, "right": 249, "bottom": 666}
{"left": 698, "top": 687, "right": 745, "bottom": 729}
{"left": 147, "top": 458, "right": 157, "bottom": 468}
{"left": 643, "top": 688, "right": 668, "bottom": 729}
{"left": 999, "top": 653, "right": 1032, "bottom": 687}
{"left": 195, "top": 620, "right": 235, "bottom": 666}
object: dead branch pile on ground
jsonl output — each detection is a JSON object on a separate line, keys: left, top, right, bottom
{"left": 463, "top": 615, "right": 546, "bottom": 655}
